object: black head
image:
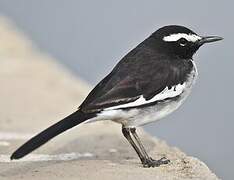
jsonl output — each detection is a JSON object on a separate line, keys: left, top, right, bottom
{"left": 149, "top": 25, "right": 223, "bottom": 59}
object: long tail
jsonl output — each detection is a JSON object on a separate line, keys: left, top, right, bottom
{"left": 10, "top": 110, "right": 96, "bottom": 160}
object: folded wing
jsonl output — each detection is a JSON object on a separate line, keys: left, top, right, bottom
{"left": 80, "top": 45, "right": 193, "bottom": 112}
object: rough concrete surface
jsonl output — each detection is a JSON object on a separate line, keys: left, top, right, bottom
{"left": 0, "top": 17, "right": 219, "bottom": 180}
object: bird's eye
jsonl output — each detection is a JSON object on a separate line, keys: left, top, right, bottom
{"left": 178, "top": 38, "right": 188, "bottom": 46}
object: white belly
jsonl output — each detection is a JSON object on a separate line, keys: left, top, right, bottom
{"left": 122, "top": 88, "right": 192, "bottom": 127}
{"left": 90, "top": 61, "right": 198, "bottom": 128}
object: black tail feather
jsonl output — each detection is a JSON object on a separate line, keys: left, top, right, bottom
{"left": 10, "top": 110, "right": 96, "bottom": 160}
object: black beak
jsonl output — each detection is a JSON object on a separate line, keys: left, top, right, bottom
{"left": 198, "top": 36, "right": 223, "bottom": 46}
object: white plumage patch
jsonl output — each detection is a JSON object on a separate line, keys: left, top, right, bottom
{"left": 90, "top": 60, "right": 197, "bottom": 127}
{"left": 163, "top": 33, "right": 201, "bottom": 42}
{"left": 105, "top": 83, "right": 185, "bottom": 110}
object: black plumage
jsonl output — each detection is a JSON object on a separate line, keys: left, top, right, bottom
{"left": 80, "top": 47, "right": 193, "bottom": 112}
{"left": 10, "top": 25, "right": 222, "bottom": 167}
{"left": 11, "top": 111, "right": 96, "bottom": 160}
{"left": 80, "top": 30, "right": 195, "bottom": 112}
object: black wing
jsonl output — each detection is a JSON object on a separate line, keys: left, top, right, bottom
{"left": 80, "top": 44, "right": 193, "bottom": 113}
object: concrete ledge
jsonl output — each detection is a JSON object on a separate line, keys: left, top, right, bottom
{"left": 0, "top": 17, "right": 218, "bottom": 180}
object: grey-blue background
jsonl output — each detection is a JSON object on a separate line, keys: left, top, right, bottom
{"left": 0, "top": 1, "right": 233, "bottom": 179}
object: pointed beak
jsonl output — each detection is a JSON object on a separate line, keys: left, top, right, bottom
{"left": 198, "top": 36, "right": 223, "bottom": 46}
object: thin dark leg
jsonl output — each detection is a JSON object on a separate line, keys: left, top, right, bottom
{"left": 130, "top": 128, "right": 170, "bottom": 167}
{"left": 121, "top": 127, "right": 146, "bottom": 163}
{"left": 130, "top": 128, "right": 150, "bottom": 159}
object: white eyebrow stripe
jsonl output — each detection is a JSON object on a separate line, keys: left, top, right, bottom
{"left": 163, "top": 33, "right": 202, "bottom": 42}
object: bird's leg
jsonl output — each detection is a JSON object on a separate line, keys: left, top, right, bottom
{"left": 130, "top": 128, "right": 150, "bottom": 159}
{"left": 122, "top": 126, "right": 146, "bottom": 163}
{"left": 130, "top": 128, "right": 170, "bottom": 167}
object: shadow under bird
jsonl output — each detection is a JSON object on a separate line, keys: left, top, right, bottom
{"left": 11, "top": 25, "right": 222, "bottom": 167}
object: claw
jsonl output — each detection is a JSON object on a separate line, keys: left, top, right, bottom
{"left": 142, "top": 157, "right": 170, "bottom": 168}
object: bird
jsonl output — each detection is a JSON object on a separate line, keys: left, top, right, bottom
{"left": 10, "top": 25, "right": 222, "bottom": 167}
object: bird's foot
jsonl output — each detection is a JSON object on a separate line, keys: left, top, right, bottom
{"left": 142, "top": 157, "right": 170, "bottom": 168}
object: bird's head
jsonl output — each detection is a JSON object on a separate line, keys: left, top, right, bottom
{"left": 150, "top": 25, "right": 223, "bottom": 59}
